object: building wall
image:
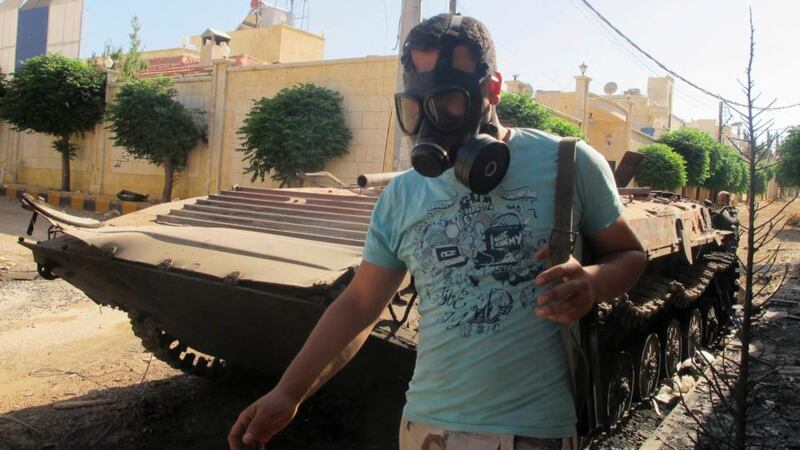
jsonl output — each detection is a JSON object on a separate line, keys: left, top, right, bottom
{"left": 275, "top": 26, "right": 325, "bottom": 62}
{"left": 141, "top": 47, "right": 201, "bottom": 62}
{"left": 220, "top": 56, "right": 398, "bottom": 190}
{"left": 0, "top": 55, "right": 399, "bottom": 198}
{"left": 45, "top": 0, "right": 83, "bottom": 58}
{"left": 686, "top": 119, "right": 719, "bottom": 140}
{"left": 191, "top": 24, "right": 324, "bottom": 64}
{"left": 587, "top": 120, "right": 628, "bottom": 165}
{"left": 630, "top": 130, "right": 656, "bottom": 150}
{"left": 0, "top": 0, "right": 22, "bottom": 74}
{"left": 0, "top": 0, "right": 83, "bottom": 73}
{"left": 536, "top": 90, "right": 576, "bottom": 118}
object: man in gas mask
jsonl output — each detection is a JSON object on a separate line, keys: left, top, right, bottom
{"left": 229, "top": 14, "right": 646, "bottom": 450}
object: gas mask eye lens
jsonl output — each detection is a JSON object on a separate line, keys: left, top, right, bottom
{"left": 426, "top": 89, "right": 468, "bottom": 132}
{"left": 395, "top": 94, "right": 422, "bottom": 135}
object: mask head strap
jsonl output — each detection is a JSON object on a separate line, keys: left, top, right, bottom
{"left": 435, "top": 14, "right": 463, "bottom": 71}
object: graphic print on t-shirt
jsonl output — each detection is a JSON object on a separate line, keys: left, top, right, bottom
{"left": 411, "top": 187, "right": 547, "bottom": 337}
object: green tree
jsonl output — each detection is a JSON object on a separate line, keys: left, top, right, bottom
{"left": 657, "top": 128, "right": 716, "bottom": 186}
{"left": 117, "top": 16, "right": 148, "bottom": 81}
{"left": 705, "top": 143, "right": 745, "bottom": 194}
{"left": 1, "top": 54, "right": 106, "bottom": 191}
{"left": 238, "top": 83, "right": 352, "bottom": 187}
{"left": 776, "top": 126, "right": 800, "bottom": 188}
{"left": 0, "top": 70, "right": 6, "bottom": 99}
{"left": 106, "top": 78, "right": 202, "bottom": 202}
{"left": 497, "top": 92, "right": 587, "bottom": 139}
{"left": 754, "top": 164, "right": 772, "bottom": 196}
{"left": 634, "top": 143, "right": 688, "bottom": 191}
{"left": 544, "top": 116, "right": 586, "bottom": 140}
{"left": 0, "top": 70, "right": 6, "bottom": 113}
{"left": 733, "top": 158, "right": 749, "bottom": 194}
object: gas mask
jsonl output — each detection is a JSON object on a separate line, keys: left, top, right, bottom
{"left": 394, "top": 15, "right": 510, "bottom": 194}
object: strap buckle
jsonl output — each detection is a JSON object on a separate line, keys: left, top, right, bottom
{"left": 549, "top": 228, "right": 578, "bottom": 254}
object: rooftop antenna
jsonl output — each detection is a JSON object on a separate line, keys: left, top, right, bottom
{"left": 290, "top": 0, "right": 310, "bottom": 31}
{"left": 249, "top": 0, "right": 262, "bottom": 27}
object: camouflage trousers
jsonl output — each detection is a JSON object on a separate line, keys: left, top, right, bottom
{"left": 399, "top": 418, "right": 572, "bottom": 450}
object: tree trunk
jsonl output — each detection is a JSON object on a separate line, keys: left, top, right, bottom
{"left": 162, "top": 159, "right": 174, "bottom": 203}
{"left": 61, "top": 150, "right": 71, "bottom": 192}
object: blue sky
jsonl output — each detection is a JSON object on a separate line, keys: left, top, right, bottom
{"left": 79, "top": 0, "right": 800, "bottom": 131}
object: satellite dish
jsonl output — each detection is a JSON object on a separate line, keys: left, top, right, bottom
{"left": 604, "top": 82, "right": 618, "bottom": 95}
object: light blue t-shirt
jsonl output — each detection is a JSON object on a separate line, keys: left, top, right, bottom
{"left": 362, "top": 128, "right": 624, "bottom": 438}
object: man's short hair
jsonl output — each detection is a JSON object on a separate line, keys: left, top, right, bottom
{"left": 400, "top": 14, "right": 497, "bottom": 74}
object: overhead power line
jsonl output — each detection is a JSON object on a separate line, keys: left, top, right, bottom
{"left": 567, "top": 0, "right": 719, "bottom": 113}
{"left": 580, "top": 0, "right": 800, "bottom": 112}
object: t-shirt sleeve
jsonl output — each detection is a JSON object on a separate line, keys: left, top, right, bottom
{"left": 575, "top": 141, "right": 625, "bottom": 235}
{"left": 362, "top": 180, "right": 407, "bottom": 270}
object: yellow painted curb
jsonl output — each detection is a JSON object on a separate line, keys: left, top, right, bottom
{"left": 121, "top": 201, "right": 138, "bottom": 215}
{"left": 70, "top": 195, "right": 84, "bottom": 210}
{"left": 95, "top": 198, "right": 110, "bottom": 213}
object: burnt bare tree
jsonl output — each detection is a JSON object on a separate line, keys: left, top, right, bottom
{"left": 675, "top": 9, "right": 797, "bottom": 449}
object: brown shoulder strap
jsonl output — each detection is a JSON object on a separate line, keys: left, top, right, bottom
{"left": 550, "top": 137, "right": 580, "bottom": 448}
{"left": 550, "top": 137, "right": 578, "bottom": 265}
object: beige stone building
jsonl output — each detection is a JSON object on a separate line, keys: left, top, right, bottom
{"left": 524, "top": 65, "right": 741, "bottom": 177}
{"left": 1, "top": 20, "right": 399, "bottom": 199}
{"left": 531, "top": 66, "right": 680, "bottom": 167}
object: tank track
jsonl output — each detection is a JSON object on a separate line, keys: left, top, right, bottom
{"left": 607, "top": 251, "right": 736, "bottom": 330}
{"left": 128, "top": 311, "right": 231, "bottom": 379}
{"left": 590, "top": 248, "right": 739, "bottom": 435}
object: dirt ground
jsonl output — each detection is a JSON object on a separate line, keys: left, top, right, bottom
{"left": 1, "top": 195, "right": 798, "bottom": 450}
{"left": 0, "top": 197, "right": 402, "bottom": 450}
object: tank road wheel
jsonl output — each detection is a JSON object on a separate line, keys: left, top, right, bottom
{"left": 682, "top": 309, "right": 704, "bottom": 360}
{"left": 702, "top": 300, "right": 720, "bottom": 346}
{"left": 604, "top": 352, "right": 634, "bottom": 429}
{"left": 634, "top": 333, "right": 661, "bottom": 400}
{"left": 660, "top": 319, "right": 682, "bottom": 379}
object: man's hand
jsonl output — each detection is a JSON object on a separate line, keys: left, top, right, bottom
{"left": 228, "top": 388, "right": 299, "bottom": 450}
{"left": 533, "top": 244, "right": 597, "bottom": 324}
{"left": 532, "top": 217, "right": 647, "bottom": 324}
{"left": 227, "top": 261, "right": 406, "bottom": 449}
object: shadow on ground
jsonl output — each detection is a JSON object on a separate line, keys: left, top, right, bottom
{"left": 0, "top": 372, "right": 404, "bottom": 450}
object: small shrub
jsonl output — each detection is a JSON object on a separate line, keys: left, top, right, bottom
{"left": 238, "top": 83, "right": 351, "bottom": 187}
{"left": 635, "top": 143, "right": 688, "bottom": 192}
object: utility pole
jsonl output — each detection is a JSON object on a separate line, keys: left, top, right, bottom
{"left": 718, "top": 101, "right": 724, "bottom": 143}
{"left": 391, "top": 0, "right": 421, "bottom": 171}
{"left": 450, "top": 0, "right": 457, "bottom": 14}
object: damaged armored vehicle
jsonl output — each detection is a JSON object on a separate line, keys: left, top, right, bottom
{"left": 18, "top": 155, "right": 738, "bottom": 439}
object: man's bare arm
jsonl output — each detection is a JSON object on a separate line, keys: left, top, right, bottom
{"left": 584, "top": 215, "right": 647, "bottom": 300}
{"left": 228, "top": 261, "right": 406, "bottom": 449}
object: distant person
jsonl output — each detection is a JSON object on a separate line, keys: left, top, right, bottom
{"left": 712, "top": 191, "right": 739, "bottom": 248}
{"left": 228, "top": 13, "right": 646, "bottom": 450}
